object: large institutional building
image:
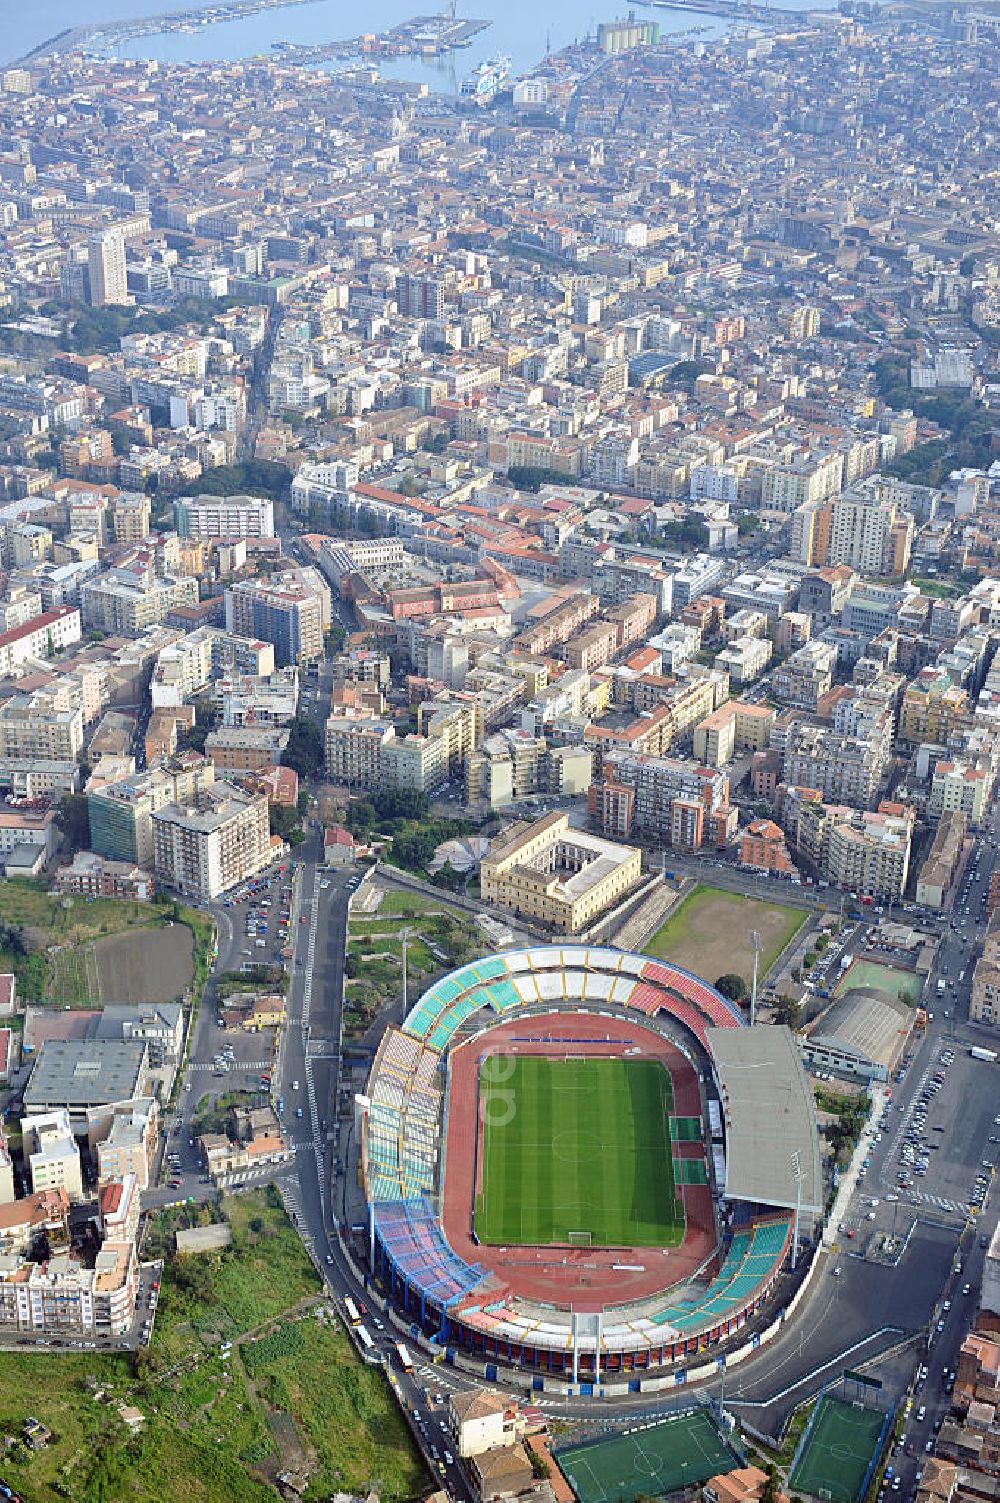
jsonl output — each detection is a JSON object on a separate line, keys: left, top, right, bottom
{"left": 480, "top": 812, "right": 642, "bottom": 933}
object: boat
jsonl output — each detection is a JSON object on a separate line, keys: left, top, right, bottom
{"left": 460, "top": 52, "right": 512, "bottom": 101}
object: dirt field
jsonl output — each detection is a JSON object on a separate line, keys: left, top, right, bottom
{"left": 95, "top": 924, "right": 195, "bottom": 1003}
{"left": 645, "top": 884, "right": 808, "bottom": 985}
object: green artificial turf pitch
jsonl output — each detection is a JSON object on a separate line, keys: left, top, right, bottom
{"left": 475, "top": 1055, "right": 684, "bottom": 1247}
{"left": 789, "top": 1396, "right": 887, "bottom": 1503}
{"left": 557, "top": 1408, "right": 742, "bottom": 1503}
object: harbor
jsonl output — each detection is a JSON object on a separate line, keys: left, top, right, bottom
{"left": 16, "top": 0, "right": 490, "bottom": 65}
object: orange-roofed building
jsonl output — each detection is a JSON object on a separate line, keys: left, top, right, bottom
{"left": 741, "top": 818, "right": 797, "bottom": 875}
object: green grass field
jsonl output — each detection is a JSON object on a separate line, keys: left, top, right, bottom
{"left": 790, "top": 1396, "right": 888, "bottom": 1503}
{"left": 558, "top": 1409, "right": 742, "bottom": 1503}
{"left": 476, "top": 1056, "right": 683, "bottom": 1247}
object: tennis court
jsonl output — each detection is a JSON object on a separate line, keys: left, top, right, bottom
{"left": 476, "top": 1054, "right": 684, "bottom": 1247}
{"left": 790, "top": 1395, "right": 887, "bottom": 1503}
{"left": 557, "top": 1408, "right": 742, "bottom": 1503}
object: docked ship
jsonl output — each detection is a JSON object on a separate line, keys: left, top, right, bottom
{"left": 461, "top": 52, "right": 512, "bottom": 101}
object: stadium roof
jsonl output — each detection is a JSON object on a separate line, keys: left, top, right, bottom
{"left": 805, "top": 987, "right": 911, "bottom": 1071}
{"left": 707, "top": 1025, "right": 822, "bottom": 1214}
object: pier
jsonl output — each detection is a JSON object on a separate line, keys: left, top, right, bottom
{"left": 16, "top": 0, "right": 489, "bottom": 66}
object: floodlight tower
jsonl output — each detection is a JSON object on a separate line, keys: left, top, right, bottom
{"left": 749, "top": 929, "right": 762, "bottom": 1027}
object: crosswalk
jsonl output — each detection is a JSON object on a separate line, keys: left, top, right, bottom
{"left": 187, "top": 1060, "right": 270, "bottom": 1073}
{"left": 907, "top": 1190, "right": 966, "bottom": 1216}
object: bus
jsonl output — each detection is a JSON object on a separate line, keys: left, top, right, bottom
{"left": 357, "top": 1325, "right": 374, "bottom": 1351}
{"left": 395, "top": 1342, "right": 414, "bottom": 1372}
{"left": 344, "top": 1296, "right": 361, "bottom": 1326}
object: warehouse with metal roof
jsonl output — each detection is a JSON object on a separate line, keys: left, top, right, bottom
{"left": 802, "top": 986, "right": 913, "bottom": 1083}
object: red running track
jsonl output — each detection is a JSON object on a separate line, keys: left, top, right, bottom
{"left": 441, "top": 1011, "right": 717, "bottom": 1313}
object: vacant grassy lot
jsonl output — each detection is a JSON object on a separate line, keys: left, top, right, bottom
{"left": 645, "top": 884, "right": 808, "bottom": 985}
{"left": 476, "top": 1055, "right": 682, "bottom": 1247}
{"left": 0, "top": 1190, "right": 425, "bottom": 1503}
{"left": 344, "top": 884, "right": 480, "bottom": 1036}
{"left": 0, "top": 880, "right": 202, "bottom": 1006}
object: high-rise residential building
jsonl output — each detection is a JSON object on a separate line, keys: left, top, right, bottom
{"left": 88, "top": 755, "right": 215, "bottom": 866}
{"left": 151, "top": 785, "right": 271, "bottom": 900}
{"left": 825, "top": 489, "right": 912, "bottom": 576}
{"left": 226, "top": 579, "right": 324, "bottom": 665}
{"left": 589, "top": 748, "right": 734, "bottom": 849}
{"left": 174, "top": 495, "right": 275, "bottom": 540}
{"left": 88, "top": 228, "right": 128, "bottom": 307}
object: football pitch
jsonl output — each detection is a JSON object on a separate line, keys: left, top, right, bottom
{"left": 789, "top": 1396, "right": 888, "bottom": 1503}
{"left": 475, "top": 1055, "right": 684, "bottom": 1247}
{"left": 558, "top": 1408, "right": 742, "bottom": 1503}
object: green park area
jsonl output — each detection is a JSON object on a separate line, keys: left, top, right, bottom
{"left": 645, "top": 884, "right": 808, "bottom": 990}
{"left": 344, "top": 885, "right": 481, "bottom": 1037}
{"left": 0, "top": 879, "right": 211, "bottom": 1007}
{"left": 0, "top": 1189, "right": 425, "bottom": 1503}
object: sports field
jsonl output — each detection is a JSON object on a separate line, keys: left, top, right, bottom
{"left": 790, "top": 1395, "right": 888, "bottom": 1503}
{"left": 476, "top": 1056, "right": 684, "bottom": 1247}
{"left": 558, "top": 1408, "right": 742, "bottom": 1503}
{"left": 646, "top": 884, "right": 808, "bottom": 982}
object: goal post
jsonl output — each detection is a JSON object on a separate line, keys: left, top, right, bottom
{"left": 567, "top": 1230, "right": 592, "bottom": 1247}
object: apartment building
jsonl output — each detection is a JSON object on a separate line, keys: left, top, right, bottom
{"left": 152, "top": 785, "right": 271, "bottom": 899}
{"left": 93, "top": 1098, "right": 159, "bottom": 1192}
{"left": 971, "top": 909, "right": 1000, "bottom": 1025}
{"left": 716, "top": 635, "right": 772, "bottom": 687}
{"left": 88, "top": 754, "right": 216, "bottom": 866}
{"left": 589, "top": 748, "right": 734, "bottom": 849}
{"left": 692, "top": 701, "right": 775, "bottom": 767}
{"left": 763, "top": 450, "right": 843, "bottom": 513}
{"left": 772, "top": 640, "right": 837, "bottom": 710}
{"left": 81, "top": 571, "right": 198, "bottom": 635}
{"left": 778, "top": 786, "right": 913, "bottom": 897}
{"left": 740, "top": 818, "right": 796, "bottom": 875}
{"left": 173, "top": 494, "right": 275, "bottom": 539}
{"left": 466, "top": 729, "right": 548, "bottom": 808}
{"left": 22, "top": 1109, "right": 83, "bottom": 1200}
{"left": 481, "top": 812, "right": 642, "bottom": 933}
{"left": 324, "top": 714, "right": 396, "bottom": 787}
{"left": 204, "top": 725, "right": 289, "bottom": 776}
{"left": 783, "top": 722, "right": 889, "bottom": 809}
{"left": 226, "top": 578, "right": 324, "bottom": 665}
{"left": 0, "top": 604, "right": 82, "bottom": 675}
{"left": 900, "top": 669, "right": 972, "bottom": 744}
{"left": 929, "top": 759, "right": 993, "bottom": 825}
{"left": 0, "top": 696, "right": 84, "bottom": 764}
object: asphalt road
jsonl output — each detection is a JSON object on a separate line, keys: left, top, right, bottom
{"left": 134, "top": 786, "right": 1000, "bottom": 1487}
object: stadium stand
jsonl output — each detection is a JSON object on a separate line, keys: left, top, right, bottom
{"left": 360, "top": 945, "right": 796, "bottom": 1375}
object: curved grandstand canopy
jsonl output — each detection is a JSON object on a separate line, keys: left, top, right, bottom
{"left": 706, "top": 1024, "right": 823, "bottom": 1214}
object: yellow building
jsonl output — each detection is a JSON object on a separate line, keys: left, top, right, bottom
{"left": 480, "top": 812, "right": 642, "bottom": 934}
{"left": 899, "top": 671, "right": 971, "bottom": 745}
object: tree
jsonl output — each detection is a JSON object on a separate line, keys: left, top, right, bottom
{"left": 715, "top": 972, "right": 748, "bottom": 1002}
{"left": 282, "top": 714, "right": 324, "bottom": 778}
{"left": 56, "top": 794, "right": 91, "bottom": 854}
{"left": 803, "top": 950, "right": 817, "bottom": 969}
{"left": 761, "top": 1467, "right": 781, "bottom": 1503}
{"left": 774, "top": 994, "right": 803, "bottom": 1029}
{"left": 269, "top": 804, "right": 305, "bottom": 846}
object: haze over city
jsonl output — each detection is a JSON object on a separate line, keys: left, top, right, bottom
{"left": 0, "top": 0, "right": 998, "bottom": 1501}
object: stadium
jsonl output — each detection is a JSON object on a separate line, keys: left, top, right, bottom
{"left": 358, "top": 944, "right": 823, "bottom": 1381}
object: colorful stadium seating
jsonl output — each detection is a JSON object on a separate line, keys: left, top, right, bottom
{"left": 362, "top": 945, "right": 790, "bottom": 1369}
